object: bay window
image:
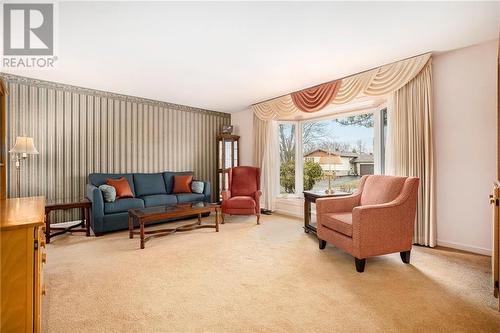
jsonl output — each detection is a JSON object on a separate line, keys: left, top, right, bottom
{"left": 278, "top": 108, "right": 385, "bottom": 197}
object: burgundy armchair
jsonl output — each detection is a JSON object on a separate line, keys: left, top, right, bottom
{"left": 221, "top": 167, "right": 262, "bottom": 224}
{"left": 316, "top": 175, "right": 419, "bottom": 272}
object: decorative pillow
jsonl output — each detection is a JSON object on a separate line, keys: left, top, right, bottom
{"left": 106, "top": 177, "right": 134, "bottom": 198}
{"left": 99, "top": 184, "right": 116, "bottom": 203}
{"left": 191, "top": 180, "right": 204, "bottom": 194}
{"left": 173, "top": 175, "right": 193, "bottom": 194}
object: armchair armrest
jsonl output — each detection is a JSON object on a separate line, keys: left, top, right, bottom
{"left": 351, "top": 178, "right": 419, "bottom": 258}
{"left": 255, "top": 190, "right": 262, "bottom": 213}
{"left": 316, "top": 193, "right": 361, "bottom": 214}
{"left": 221, "top": 190, "right": 231, "bottom": 201}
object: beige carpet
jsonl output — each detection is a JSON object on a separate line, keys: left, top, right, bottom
{"left": 43, "top": 214, "right": 500, "bottom": 332}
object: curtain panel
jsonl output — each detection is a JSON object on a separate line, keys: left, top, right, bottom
{"left": 389, "top": 61, "right": 436, "bottom": 246}
{"left": 253, "top": 114, "right": 278, "bottom": 210}
{"left": 252, "top": 53, "right": 431, "bottom": 120}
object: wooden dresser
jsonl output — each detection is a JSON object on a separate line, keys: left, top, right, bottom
{"left": 1, "top": 196, "right": 46, "bottom": 332}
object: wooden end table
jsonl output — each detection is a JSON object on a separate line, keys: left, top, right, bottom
{"left": 303, "top": 191, "right": 350, "bottom": 235}
{"left": 128, "top": 202, "right": 221, "bottom": 249}
{"left": 44, "top": 198, "right": 91, "bottom": 243}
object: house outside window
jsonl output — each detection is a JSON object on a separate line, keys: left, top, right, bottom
{"left": 278, "top": 109, "right": 383, "bottom": 196}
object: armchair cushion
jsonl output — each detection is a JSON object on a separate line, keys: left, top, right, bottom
{"left": 230, "top": 167, "right": 259, "bottom": 196}
{"left": 224, "top": 196, "right": 256, "bottom": 209}
{"left": 321, "top": 212, "right": 353, "bottom": 237}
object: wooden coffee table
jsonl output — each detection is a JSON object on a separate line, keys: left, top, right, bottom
{"left": 128, "top": 202, "right": 221, "bottom": 249}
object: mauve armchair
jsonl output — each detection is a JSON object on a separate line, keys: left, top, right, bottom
{"left": 221, "top": 166, "right": 262, "bottom": 224}
{"left": 316, "top": 175, "right": 419, "bottom": 272}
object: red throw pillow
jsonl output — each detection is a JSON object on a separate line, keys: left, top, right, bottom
{"left": 173, "top": 175, "right": 193, "bottom": 194}
{"left": 106, "top": 177, "right": 134, "bottom": 198}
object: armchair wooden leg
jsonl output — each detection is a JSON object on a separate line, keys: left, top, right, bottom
{"left": 221, "top": 213, "right": 225, "bottom": 224}
{"left": 319, "top": 239, "right": 326, "bottom": 250}
{"left": 256, "top": 214, "right": 260, "bottom": 225}
{"left": 400, "top": 250, "right": 411, "bottom": 264}
{"left": 355, "top": 258, "right": 366, "bottom": 273}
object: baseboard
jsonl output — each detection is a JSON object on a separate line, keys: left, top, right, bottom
{"left": 437, "top": 239, "right": 491, "bottom": 256}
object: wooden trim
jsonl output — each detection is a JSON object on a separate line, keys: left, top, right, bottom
{"left": 496, "top": 34, "right": 500, "bottom": 311}
{"left": 0, "top": 84, "right": 6, "bottom": 200}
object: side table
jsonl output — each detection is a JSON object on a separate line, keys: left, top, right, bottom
{"left": 44, "top": 198, "right": 91, "bottom": 243}
{"left": 303, "top": 191, "right": 350, "bottom": 234}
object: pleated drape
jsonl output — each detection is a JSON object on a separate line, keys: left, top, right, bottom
{"left": 253, "top": 114, "right": 278, "bottom": 210}
{"left": 389, "top": 61, "right": 436, "bottom": 246}
{"left": 252, "top": 53, "right": 431, "bottom": 120}
{"left": 291, "top": 81, "right": 340, "bottom": 112}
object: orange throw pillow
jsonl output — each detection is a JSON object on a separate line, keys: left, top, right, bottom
{"left": 106, "top": 177, "right": 134, "bottom": 198}
{"left": 173, "top": 175, "right": 193, "bottom": 194}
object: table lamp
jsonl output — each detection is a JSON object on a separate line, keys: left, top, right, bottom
{"left": 9, "top": 136, "right": 39, "bottom": 197}
{"left": 319, "top": 154, "right": 342, "bottom": 194}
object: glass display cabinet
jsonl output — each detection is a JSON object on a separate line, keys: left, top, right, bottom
{"left": 216, "top": 134, "right": 240, "bottom": 201}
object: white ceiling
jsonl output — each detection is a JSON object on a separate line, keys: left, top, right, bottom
{"left": 3, "top": 1, "right": 499, "bottom": 113}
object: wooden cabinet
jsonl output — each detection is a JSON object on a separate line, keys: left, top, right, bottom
{"left": 216, "top": 134, "right": 240, "bottom": 201}
{"left": 1, "top": 196, "right": 46, "bottom": 332}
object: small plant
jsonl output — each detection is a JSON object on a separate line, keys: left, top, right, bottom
{"left": 303, "top": 160, "right": 323, "bottom": 191}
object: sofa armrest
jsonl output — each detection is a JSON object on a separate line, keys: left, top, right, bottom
{"left": 86, "top": 184, "right": 105, "bottom": 234}
{"left": 86, "top": 184, "right": 104, "bottom": 217}
{"left": 203, "top": 181, "right": 211, "bottom": 202}
{"left": 316, "top": 193, "right": 361, "bottom": 214}
{"left": 351, "top": 178, "right": 419, "bottom": 258}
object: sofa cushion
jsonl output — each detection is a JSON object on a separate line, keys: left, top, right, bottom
{"left": 191, "top": 180, "right": 204, "bottom": 194}
{"left": 224, "top": 196, "right": 256, "bottom": 209}
{"left": 134, "top": 173, "right": 167, "bottom": 196}
{"left": 142, "top": 194, "right": 177, "bottom": 207}
{"left": 176, "top": 193, "right": 206, "bottom": 203}
{"left": 321, "top": 212, "right": 353, "bottom": 237}
{"left": 163, "top": 171, "right": 194, "bottom": 194}
{"left": 106, "top": 177, "right": 134, "bottom": 198}
{"left": 89, "top": 173, "right": 136, "bottom": 196}
{"left": 99, "top": 184, "right": 116, "bottom": 202}
{"left": 173, "top": 175, "right": 193, "bottom": 194}
{"left": 104, "top": 198, "right": 144, "bottom": 214}
{"left": 360, "top": 175, "right": 406, "bottom": 206}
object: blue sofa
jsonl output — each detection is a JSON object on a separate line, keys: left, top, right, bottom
{"left": 86, "top": 171, "right": 211, "bottom": 234}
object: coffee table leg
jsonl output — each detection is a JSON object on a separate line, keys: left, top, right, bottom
{"left": 215, "top": 208, "right": 219, "bottom": 232}
{"left": 128, "top": 214, "right": 133, "bottom": 239}
{"left": 140, "top": 219, "right": 145, "bottom": 249}
{"left": 198, "top": 213, "right": 201, "bottom": 225}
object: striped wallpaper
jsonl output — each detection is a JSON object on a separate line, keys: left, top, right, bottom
{"left": 1, "top": 73, "right": 230, "bottom": 222}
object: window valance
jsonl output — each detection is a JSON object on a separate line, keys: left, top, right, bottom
{"left": 252, "top": 53, "right": 431, "bottom": 120}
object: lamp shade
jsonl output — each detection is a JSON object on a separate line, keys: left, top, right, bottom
{"left": 319, "top": 154, "right": 342, "bottom": 165}
{"left": 9, "top": 136, "right": 39, "bottom": 155}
